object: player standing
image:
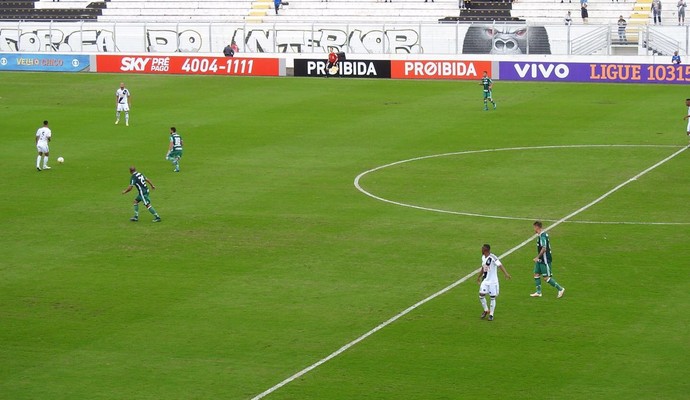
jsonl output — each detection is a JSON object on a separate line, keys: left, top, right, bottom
{"left": 122, "top": 166, "right": 161, "bottom": 222}
{"left": 165, "top": 127, "right": 184, "bottom": 172}
{"left": 477, "top": 244, "right": 511, "bottom": 321}
{"left": 35, "top": 120, "right": 52, "bottom": 171}
{"left": 530, "top": 221, "right": 565, "bottom": 298}
{"left": 115, "top": 82, "right": 131, "bottom": 126}
{"left": 480, "top": 71, "right": 497, "bottom": 111}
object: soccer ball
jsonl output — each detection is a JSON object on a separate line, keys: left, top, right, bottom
{"left": 57, "top": 157, "right": 64, "bottom": 163}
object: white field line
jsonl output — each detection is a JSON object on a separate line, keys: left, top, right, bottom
{"left": 250, "top": 145, "right": 688, "bottom": 400}
{"left": 353, "top": 144, "right": 690, "bottom": 225}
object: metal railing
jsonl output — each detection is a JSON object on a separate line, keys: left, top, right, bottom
{"left": 643, "top": 27, "right": 682, "bottom": 56}
{"left": 571, "top": 26, "right": 608, "bottom": 55}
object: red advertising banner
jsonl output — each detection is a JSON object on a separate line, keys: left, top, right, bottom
{"left": 96, "top": 55, "right": 282, "bottom": 76}
{"left": 391, "top": 60, "right": 491, "bottom": 80}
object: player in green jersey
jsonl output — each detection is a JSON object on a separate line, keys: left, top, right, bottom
{"left": 530, "top": 221, "right": 565, "bottom": 298}
{"left": 480, "top": 71, "right": 497, "bottom": 111}
{"left": 165, "top": 127, "right": 184, "bottom": 172}
{"left": 122, "top": 166, "right": 161, "bottom": 222}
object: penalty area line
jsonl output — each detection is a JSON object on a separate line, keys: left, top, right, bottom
{"left": 249, "top": 145, "right": 688, "bottom": 400}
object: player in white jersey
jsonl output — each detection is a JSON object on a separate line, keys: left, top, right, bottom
{"left": 476, "top": 244, "right": 511, "bottom": 321}
{"left": 35, "top": 120, "right": 52, "bottom": 171}
{"left": 115, "top": 82, "right": 131, "bottom": 126}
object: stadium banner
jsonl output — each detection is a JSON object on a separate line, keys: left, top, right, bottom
{"left": 499, "top": 61, "right": 690, "bottom": 84}
{"left": 0, "top": 53, "right": 89, "bottom": 72}
{"left": 391, "top": 60, "right": 491, "bottom": 80}
{"left": 0, "top": 22, "right": 562, "bottom": 54}
{"left": 293, "top": 59, "right": 390, "bottom": 78}
{"left": 95, "top": 55, "right": 284, "bottom": 76}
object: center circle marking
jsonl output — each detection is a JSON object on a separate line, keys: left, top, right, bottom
{"left": 354, "top": 145, "right": 690, "bottom": 226}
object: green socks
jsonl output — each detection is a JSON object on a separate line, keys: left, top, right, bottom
{"left": 547, "top": 278, "right": 563, "bottom": 290}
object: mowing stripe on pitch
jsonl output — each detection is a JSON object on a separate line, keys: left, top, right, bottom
{"left": 250, "top": 145, "right": 688, "bottom": 400}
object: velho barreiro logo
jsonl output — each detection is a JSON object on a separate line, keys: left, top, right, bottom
{"left": 513, "top": 63, "right": 570, "bottom": 79}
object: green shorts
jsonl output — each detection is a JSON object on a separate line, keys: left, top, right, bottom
{"left": 135, "top": 193, "right": 151, "bottom": 206}
{"left": 483, "top": 91, "right": 492, "bottom": 99}
{"left": 168, "top": 150, "right": 183, "bottom": 159}
{"left": 534, "top": 261, "right": 553, "bottom": 277}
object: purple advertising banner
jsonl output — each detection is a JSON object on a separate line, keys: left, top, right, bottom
{"left": 499, "top": 61, "right": 690, "bottom": 84}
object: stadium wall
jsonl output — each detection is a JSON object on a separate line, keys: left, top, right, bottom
{"left": 2, "top": 21, "right": 688, "bottom": 56}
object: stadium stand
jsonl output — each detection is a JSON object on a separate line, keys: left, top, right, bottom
{"left": 0, "top": 0, "right": 104, "bottom": 21}
{"left": 97, "top": 0, "right": 461, "bottom": 24}
{"left": 98, "top": 0, "right": 254, "bottom": 22}
{"left": 510, "top": 0, "right": 654, "bottom": 48}
{"left": 0, "top": 0, "right": 673, "bottom": 37}
{"left": 511, "top": 0, "right": 642, "bottom": 25}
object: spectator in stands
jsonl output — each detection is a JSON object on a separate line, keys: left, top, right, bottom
{"left": 678, "top": 0, "right": 686, "bottom": 25}
{"left": 580, "top": 3, "right": 588, "bottom": 24}
{"left": 565, "top": 11, "right": 572, "bottom": 25}
{"left": 425, "top": 0, "right": 435, "bottom": 3}
{"left": 274, "top": 0, "right": 282, "bottom": 14}
{"left": 580, "top": 0, "right": 587, "bottom": 6}
{"left": 618, "top": 16, "right": 627, "bottom": 42}
{"left": 231, "top": 41, "right": 239, "bottom": 54}
{"left": 223, "top": 43, "right": 235, "bottom": 57}
{"left": 672, "top": 50, "right": 682, "bottom": 64}
{"left": 459, "top": 0, "right": 466, "bottom": 9}
{"left": 652, "top": 0, "right": 662, "bottom": 25}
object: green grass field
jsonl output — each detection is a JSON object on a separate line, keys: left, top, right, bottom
{"left": 1, "top": 72, "right": 689, "bottom": 400}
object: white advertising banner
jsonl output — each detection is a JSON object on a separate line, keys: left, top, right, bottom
{"left": 0, "top": 21, "right": 580, "bottom": 55}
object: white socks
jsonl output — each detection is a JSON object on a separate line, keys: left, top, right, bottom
{"left": 36, "top": 155, "right": 48, "bottom": 168}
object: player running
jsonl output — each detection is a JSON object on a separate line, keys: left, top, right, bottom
{"left": 165, "top": 127, "right": 184, "bottom": 172}
{"left": 122, "top": 166, "right": 161, "bottom": 222}
{"left": 531, "top": 221, "right": 565, "bottom": 298}
{"left": 480, "top": 71, "right": 497, "bottom": 111}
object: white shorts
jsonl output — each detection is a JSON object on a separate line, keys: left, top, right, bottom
{"left": 479, "top": 282, "right": 499, "bottom": 297}
{"left": 686, "top": 119, "right": 690, "bottom": 133}
{"left": 117, "top": 103, "right": 130, "bottom": 112}
{"left": 36, "top": 143, "right": 49, "bottom": 153}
